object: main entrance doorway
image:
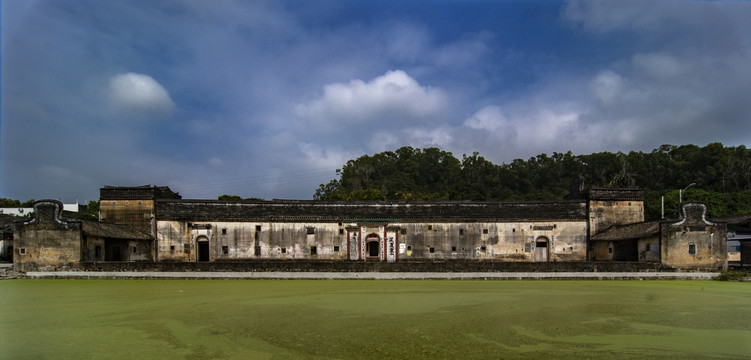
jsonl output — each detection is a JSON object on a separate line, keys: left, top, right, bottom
{"left": 197, "top": 237, "right": 210, "bottom": 262}
{"left": 535, "top": 237, "right": 549, "bottom": 262}
{"left": 366, "top": 234, "right": 380, "bottom": 258}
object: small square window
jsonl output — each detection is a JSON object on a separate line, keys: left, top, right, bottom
{"left": 254, "top": 246, "right": 261, "bottom": 256}
{"left": 222, "top": 228, "right": 227, "bottom": 235}
{"left": 451, "top": 246, "right": 457, "bottom": 252}
{"left": 307, "top": 227, "right": 315, "bottom": 235}
{"left": 339, "top": 229, "right": 344, "bottom": 235}
{"left": 608, "top": 248, "right": 613, "bottom": 254}
{"left": 407, "top": 245, "right": 412, "bottom": 251}
{"left": 256, "top": 225, "right": 261, "bottom": 231}
{"left": 132, "top": 247, "right": 137, "bottom": 254}
{"left": 427, "top": 225, "right": 432, "bottom": 231}
{"left": 281, "top": 247, "right": 287, "bottom": 254}
{"left": 459, "top": 229, "right": 464, "bottom": 236}
{"left": 483, "top": 229, "right": 489, "bottom": 234}
{"left": 184, "top": 244, "right": 190, "bottom": 254}
{"left": 481, "top": 246, "right": 486, "bottom": 252}
{"left": 310, "top": 246, "right": 317, "bottom": 255}
{"left": 400, "top": 229, "right": 406, "bottom": 235}
{"left": 334, "top": 245, "right": 340, "bottom": 252}
{"left": 429, "top": 247, "right": 435, "bottom": 253}
{"left": 222, "top": 246, "right": 229, "bottom": 255}
{"left": 170, "top": 245, "right": 175, "bottom": 252}
{"left": 645, "top": 244, "right": 651, "bottom": 251}
{"left": 688, "top": 244, "right": 697, "bottom": 256}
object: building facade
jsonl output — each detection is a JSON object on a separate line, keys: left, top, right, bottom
{"left": 11, "top": 184, "right": 730, "bottom": 271}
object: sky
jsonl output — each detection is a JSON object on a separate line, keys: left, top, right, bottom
{"left": 2, "top": 0, "right": 751, "bottom": 202}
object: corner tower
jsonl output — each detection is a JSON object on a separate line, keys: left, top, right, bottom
{"left": 99, "top": 185, "right": 181, "bottom": 237}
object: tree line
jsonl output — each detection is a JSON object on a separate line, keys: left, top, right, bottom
{"left": 313, "top": 143, "right": 751, "bottom": 220}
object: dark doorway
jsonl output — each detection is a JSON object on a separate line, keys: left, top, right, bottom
{"left": 535, "top": 238, "right": 548, "bottom": 262}
{"left": 111, "top": 246, "right": 121, "bottom": 261}
{"left": 198, "top": 240, "right": 210, "bottom": 262}
{"left": 367, "top": 240, "right": 379, "bottom": 258}
{"left": 614, "top": 240, "right": 638, "bottom": 261}
{"left": 105, "top": 239, "right": 128, "bottom": 261}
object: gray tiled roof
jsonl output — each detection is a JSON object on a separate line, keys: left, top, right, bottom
{"left": 591, "top": 221, "right": 660, "bottom": 241}
{"left": 156, "top": 199, "right": 588, "bottom": 222}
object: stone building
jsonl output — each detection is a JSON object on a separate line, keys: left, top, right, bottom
{"left": 12, "top": 200, "right": 152, "bottom": 271}
{"left": 591, "top": 202, "right": 727, "bottom": 269}
{"left": 11, "top": 184, "right": 729, "bottom": 271}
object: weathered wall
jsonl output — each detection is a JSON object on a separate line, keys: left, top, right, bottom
{"left": 156, "top": 219, "right": 588, "bottom": 262}
{"left": 13, "top": 201, "right": 82, "bottom": 271}
{"left": 638, "top": 236, "right": 660, "bottom": 262}
{"left": 661, "top": 203, "right": 727, "bottom": 270}
{"left": 83, "top": 236, "right": 105, "bottom": 262}
{"left": 100, "top": 199, "right": 154, "bottom": 235}
{"left": 588, "top": 200, "right": 645, "bottom": 236}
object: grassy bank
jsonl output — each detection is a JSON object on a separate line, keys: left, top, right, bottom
{"left": 1, "top": 280, "right": 749, "bottom": 359}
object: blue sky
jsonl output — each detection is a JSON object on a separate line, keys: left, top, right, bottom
{"left": 2, "top": 0, "right": 751, "bottom": 202}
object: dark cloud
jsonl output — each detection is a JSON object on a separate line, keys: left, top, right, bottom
{"left": 2, "top": 0, "right": 750, "bottom": 201}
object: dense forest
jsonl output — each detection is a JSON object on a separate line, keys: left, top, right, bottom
{"left": 313, "top": 143, "right": 751, "bottom": 220}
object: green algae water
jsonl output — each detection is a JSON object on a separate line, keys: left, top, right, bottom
{"left": 1, "top": 280, "right": 749, "bottom": 359}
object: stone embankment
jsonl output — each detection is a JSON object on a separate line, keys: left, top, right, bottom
{"left": 3, "top": 260, "right": 726, "bottom": 280}
{"left": 23, "top": 271, "right": 719, "bottom": 280}
{"left": 0, "top": 264, "right": 18, "bottom": 279}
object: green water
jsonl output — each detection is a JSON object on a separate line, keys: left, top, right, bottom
{"left": 1, "top": 280, "right": 749, "bottom": 359}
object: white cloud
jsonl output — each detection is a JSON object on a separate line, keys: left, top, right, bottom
{"left": 589, "top": 71, "right": 623, "bottom": 106}
{"left": 463, "top": 105, "right": 510, "bottom": 132}
{"left": 108, "top": 73, "right": 175, "bottom": 117}
{"left": 294, "top": 70, "right": 447, "bottom": 125}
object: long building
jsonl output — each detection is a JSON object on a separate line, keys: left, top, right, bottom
{"left": 10, "top": 184, "right": 730, "bottom": 270}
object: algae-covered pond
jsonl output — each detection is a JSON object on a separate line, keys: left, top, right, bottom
{"left": 1, "top": 280, "right": 749, "bottom": 359}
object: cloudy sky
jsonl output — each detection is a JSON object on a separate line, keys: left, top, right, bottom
{"left": 2, "top": 0, "right": 751, "bottom": 202}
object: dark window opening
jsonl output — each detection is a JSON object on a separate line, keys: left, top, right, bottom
{"left": 256, "top": 225, "right": 261, "bottom": 231}
{"left": 132, "top": 247, "right": 137, "bottom": 254}
{"left": 254, "top": 246, "right": 261, "bottom": 256}
{"left": 95, "top": 246, "right": 102, "bottom": 258}
{"left": 222, "top": 246, "right": 229, "bottom": 255}
{"left": 222, "top": 228, "right": 227, "bottom": 235}
{"left": 310, "top": 246, "right": 317, "bottom": 255}
{"left": 339, "top": 229, "right": 344, "bottom": 235}
{"left": 645, "top": 244, "right": 651, "bottom": 251}
{"left": 608, "top": 248, "right": 613, "bottom": 254}
{"left": 184, "top": 244, "right": 190, "bottom": 254}
{"left": 334, "top": 246, "right": 340, "bottom": 252}
{"left": 512, "top": 229, "right": 516, "bottom": 232}
{"left": 169, "top": 245, "right": 175, "bottom": 253}
{"left": 481, "top": 246, "right": 486, "bottom": 252}
{"left": 459, "top": 229, "right": 464, "bottom": 236}
{"left": 20, "top": 248, "right": 26, "bottom": 255}
{"left": 483, "top": 229, "right": 489, "bottom": 234}
{"left": 400, "top": 229, "right": 406, "bottom": 235}
{"left": 307, "top": 227, "right": 315, "bottom": 235}
{"left": 689, "top": 244, "right": 697, "bottom": 256}
{"left": 429, "top": 247, "right": 435, "bottom": 253}
{"left": 281, "top": 247, "right": 287, "bottom": 254}
{"left": 407, "top": 245, "right": 412, "bottom": 251}
{"left": 451, "top": 246, "right": 457, "bottom": 252}
{"left": 427, "top": 225, "right": 432, "bottom": 231}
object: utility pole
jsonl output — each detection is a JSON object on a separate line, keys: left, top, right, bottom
{"left": 679, "top": 183, "right": 695, "bottom": 204}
